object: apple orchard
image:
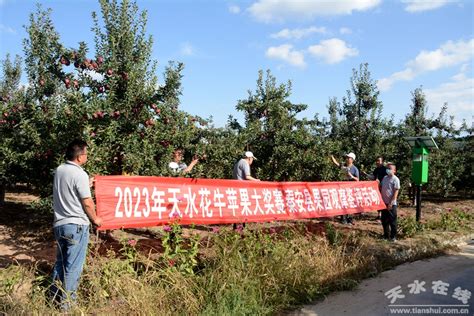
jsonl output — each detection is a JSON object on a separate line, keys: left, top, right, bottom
{"left": 1, "top": 0, "right": 472, "bottom": 205}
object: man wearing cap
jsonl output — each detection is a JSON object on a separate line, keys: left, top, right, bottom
{"left": 331, "top": 152, "right": 359, "bottom": 224}
{"left": 331, "top": 152, "right": 360, "bottom": 182}
{"left": 232, "top": 151, "right": 259, "bottom": 230}
{"left": 233, "top": 151, "right": 260, "bottom": 181}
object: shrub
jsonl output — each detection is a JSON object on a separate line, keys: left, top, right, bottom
{"left": 398, "top": 215, "right": 423, "bottom": 237}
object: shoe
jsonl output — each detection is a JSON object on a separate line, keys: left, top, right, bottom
{"left": 390, "top": 238, "right": 397, "bottom": 242}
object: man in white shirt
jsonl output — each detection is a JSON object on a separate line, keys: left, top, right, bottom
{"left": 381, "top": 163, "right": 400, "bottom": 241}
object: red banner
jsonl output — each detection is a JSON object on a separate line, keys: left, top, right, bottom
{"left": 95, "top": 176, "right": 384, "bottom": 230}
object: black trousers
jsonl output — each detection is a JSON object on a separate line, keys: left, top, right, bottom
{"left": 381, "top": 205, "right": 397, "bottom": 239}
{"left": 233, "top": 223, "right": 246, "bottom": 230}
{"left": 339, "top": 214, "right": 353, "bottom": 224}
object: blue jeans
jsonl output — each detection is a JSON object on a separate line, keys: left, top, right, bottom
{"left": 50, "top": 224, "right": 89, "bottom": 309}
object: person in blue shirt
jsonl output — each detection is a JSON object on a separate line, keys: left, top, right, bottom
{"left": 331, "top": 152, "right": 359, "bottom": 224}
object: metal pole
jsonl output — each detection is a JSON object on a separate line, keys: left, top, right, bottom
{"left": 415, "top": 185, "right": 422, "bottom": 222}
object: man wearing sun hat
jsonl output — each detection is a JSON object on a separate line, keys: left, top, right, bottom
{"left": 331, "top": 152, "right": 360, "bottom": 224}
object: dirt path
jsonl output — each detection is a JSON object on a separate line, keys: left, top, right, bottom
{"left": 290, "top": 240, "right": 474, "bottom": 316}
{"left": 0, "top": 192, "right": 55, "bottom": 267}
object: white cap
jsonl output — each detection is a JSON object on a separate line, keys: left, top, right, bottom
{"left": 245, "top": 151, "right": 257, "bottom": 160}
{"left": 345, "top": 152, "right": 356, "bottom": 161}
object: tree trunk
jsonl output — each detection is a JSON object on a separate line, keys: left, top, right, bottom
{"left": 0, "top": 183, "right": 5, "bottom": 206}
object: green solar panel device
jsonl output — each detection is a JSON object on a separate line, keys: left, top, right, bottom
{"left": 405, "top": 136, "right": 438, "bottom": 185}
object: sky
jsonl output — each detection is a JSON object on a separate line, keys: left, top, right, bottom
{"left": 0, "top": 0, "right": 473, "bottom": 127}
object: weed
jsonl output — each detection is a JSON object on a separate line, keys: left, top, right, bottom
{"left": 1, "top": 208, "right": 472, "bottom": 315}
{"left": 325, "top": 222, "right": 342, "bottom": 246}
{"left": 398, "top": 215, "right": 423, "bottom": 237}
{"left": 162, "top": 222, "right": 200, "bottom": 275}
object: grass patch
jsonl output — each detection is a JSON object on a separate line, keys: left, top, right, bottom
{"left": 1, "top": 209, "right": 473, "bottom": 315}
{"left": 399, "top": 208, "right": 473, "bottom": 237}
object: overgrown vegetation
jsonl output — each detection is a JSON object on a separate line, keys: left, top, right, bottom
{"left": 398, "top": 208, "right": 473, "bottom": 237}
{"left": 1, "top": 207, "right": 472, "bottom": 315}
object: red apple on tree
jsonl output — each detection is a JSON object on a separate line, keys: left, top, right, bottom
{"left": 145, "top": 118, "right": 155, "bottom": 127}
{"left": 60, "top": 56, "right": 70, "bottom": 65}
{"left": 97, "top": 56, "right": 104, "bottom": 64}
